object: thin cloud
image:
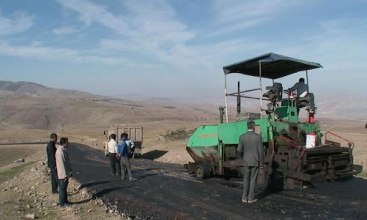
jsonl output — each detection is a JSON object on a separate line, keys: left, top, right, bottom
{"left": 53, "top": 26, "right": 78, "bottom": 35}
{"left": 211, "top": 0, "right": 293, "bottom": 24}
{"left": 0, "top": 11, "right": 33, "bottom": 36}
{"left": 0, "top": 40, "right": 130, "bottom": 65}
{"left": 207, "top": 0, "right": 301, "bottom": 37}
{"left": 204, "top": 17, "right": 267, "bottom": 37}
{"left": 0, "top": 40, "right": 77, "bottom": 59}
{"left": 56, "top": 0, "right": 199, "bottom": 68}
{"left": 268, "top": 17, "right": 367, "bottom": 94}
{"left": 123, "top": 0, "right": 194, "bottom": 43}
{"left": 56, "top": 0, "right": 130, "bottom": 35}
{"left": 297, "top": 18, "right": 367, "bottom": 67}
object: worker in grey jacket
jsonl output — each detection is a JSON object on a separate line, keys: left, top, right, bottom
{"left": 55, "top": 137, "right": 72, "bottom": 207}
{"left": 288, "top": 77, "right": 308, "bottom": 97}
{"left": 237, "top": 121, "right": 264, "bottom": 203}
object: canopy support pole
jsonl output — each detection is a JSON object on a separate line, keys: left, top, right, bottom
{"left": 306, "top": 70, "right": 309, "bottom": 93}
{"left": 224, "top": 74, "right": 229, "bottom": 123}
{"left": 259, "top": 62, "right": 263, "bottom": 113}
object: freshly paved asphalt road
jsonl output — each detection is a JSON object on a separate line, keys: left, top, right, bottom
{"left": 69, "top": 143, "right": 367, "bottom": 220}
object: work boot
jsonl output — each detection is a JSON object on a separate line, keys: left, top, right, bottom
{"left": 247, "top": 199, "right": 258, "bottom": 203}
{"left": 58, "top": 202, "right": 70, "bottom": 208}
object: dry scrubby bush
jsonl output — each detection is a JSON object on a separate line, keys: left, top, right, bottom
{"left": 160, "top": 128, "right": 195, "bottom": 141}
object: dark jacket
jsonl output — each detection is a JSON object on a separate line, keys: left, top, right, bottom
{"left": 289, "top": 81, "right": 308, "bottom": 97}
{"left": 117, "top": 138, "right": 129, "bottom": 157}
{"left": 46, "top": 141, "right": 57, "bottom": 168}
{"left": 237, "top": 130, "right": 264, "bottom": 167}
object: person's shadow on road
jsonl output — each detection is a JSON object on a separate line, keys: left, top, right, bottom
{"left": 79, "top": 180, "right": 111, "bottom": 189}
{"left": 92, "top": 186, "right": 133, "bottom": 198}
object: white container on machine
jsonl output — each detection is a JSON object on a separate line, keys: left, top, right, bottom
{"left": 306, "top": 133, "right": 316, "bottom": 149}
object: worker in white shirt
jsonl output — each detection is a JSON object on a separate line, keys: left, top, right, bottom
{"left": 107, "top": 134, "right": 121, "bottom": 176}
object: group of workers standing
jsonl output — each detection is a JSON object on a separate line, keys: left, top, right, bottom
{"left": 46, "top": 133, "right": 72, "bottom": 207}
{"left": 44, "top": 126, "right": 264, "bottom": 206}
{"left": 106, "top": 132, "right": 136, "bottom": 181}
{"left": 45, "top": 132, "right": 136, "bottom": 208}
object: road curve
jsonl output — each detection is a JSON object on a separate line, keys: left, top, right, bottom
{"left": 69, "top": 143, "right": 367, "bottom": 220}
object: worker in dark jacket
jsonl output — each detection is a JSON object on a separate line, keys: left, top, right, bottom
{"left": 288, "top": 77, "right": 308, "bottom": 98}
{"left": 46, "top": 133, "right": 58, "bottom": 194}
{"left": 237, "top": 121, "right": 264, "bottom": 203}
{"left": 117, "top": 133, "right": 136, "bottom": 181}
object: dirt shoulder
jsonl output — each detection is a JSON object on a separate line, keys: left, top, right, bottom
{"left": 0, "top": 144, "right": 126, "bottom": 220}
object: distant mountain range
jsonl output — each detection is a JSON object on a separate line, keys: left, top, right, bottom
{"left": 316, "top": 92, "right": 366, "bottom": 120}
{"left": 117, "top": 87, "right": 366, "bottom": 120}
{"left": 0, "top": 81, "right": 365, "bottom": 131}
{"left": 0, "top": 81, "right": 218, "bottom": 130}
{"left": 0, "top": 81, "right": 95, "bottom": 98}
{"left": 0, "top": 81, "right": 47, "bottom": 93}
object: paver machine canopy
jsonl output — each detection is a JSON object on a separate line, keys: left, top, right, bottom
{"left": 222, "top": 52, "right": 322, "bottom": 122}
{"left": 223, "top": 52, "right": 322, "bottom": 77}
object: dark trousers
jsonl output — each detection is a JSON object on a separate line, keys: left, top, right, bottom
{"left": 109, "top": 153, "right": 121, "bottom": 175}
{"left": 242, "top": 166, "right": 259, "bottom": 201}
{"left": 58, "top": 178, "right": 69, "bottom": 205}
{"left": 120, "top": 156, "right": 132, "bottom": 179}
{"left": 49, "top": 167, "right": 58, "bottom": 193}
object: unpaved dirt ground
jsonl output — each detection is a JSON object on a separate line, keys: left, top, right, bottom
{"left": 0, "top": 144, "right": 126, "bottom": 220}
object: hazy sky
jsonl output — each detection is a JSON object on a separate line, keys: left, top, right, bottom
{"left": 0, "top": 0, "right": 366, "bottom": 102}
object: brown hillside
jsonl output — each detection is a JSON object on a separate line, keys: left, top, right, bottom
{"left": 0, "top": 81, "right": 218, "bottom": 131}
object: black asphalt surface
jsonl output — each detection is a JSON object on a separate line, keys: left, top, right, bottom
{"left": 69, "top": 143, "right": 367, "bottom": 220}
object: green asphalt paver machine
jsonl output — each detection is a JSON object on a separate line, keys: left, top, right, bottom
{"left": 186, "top": 53, "right": 362, "bottom": 189}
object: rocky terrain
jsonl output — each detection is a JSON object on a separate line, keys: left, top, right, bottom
{"left": 0, "top": 144, "right": 127, "bottom": 219}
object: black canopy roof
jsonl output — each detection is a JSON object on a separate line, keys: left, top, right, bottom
{"left": 223, "top": 53, "right": 322, "bottom": 79}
